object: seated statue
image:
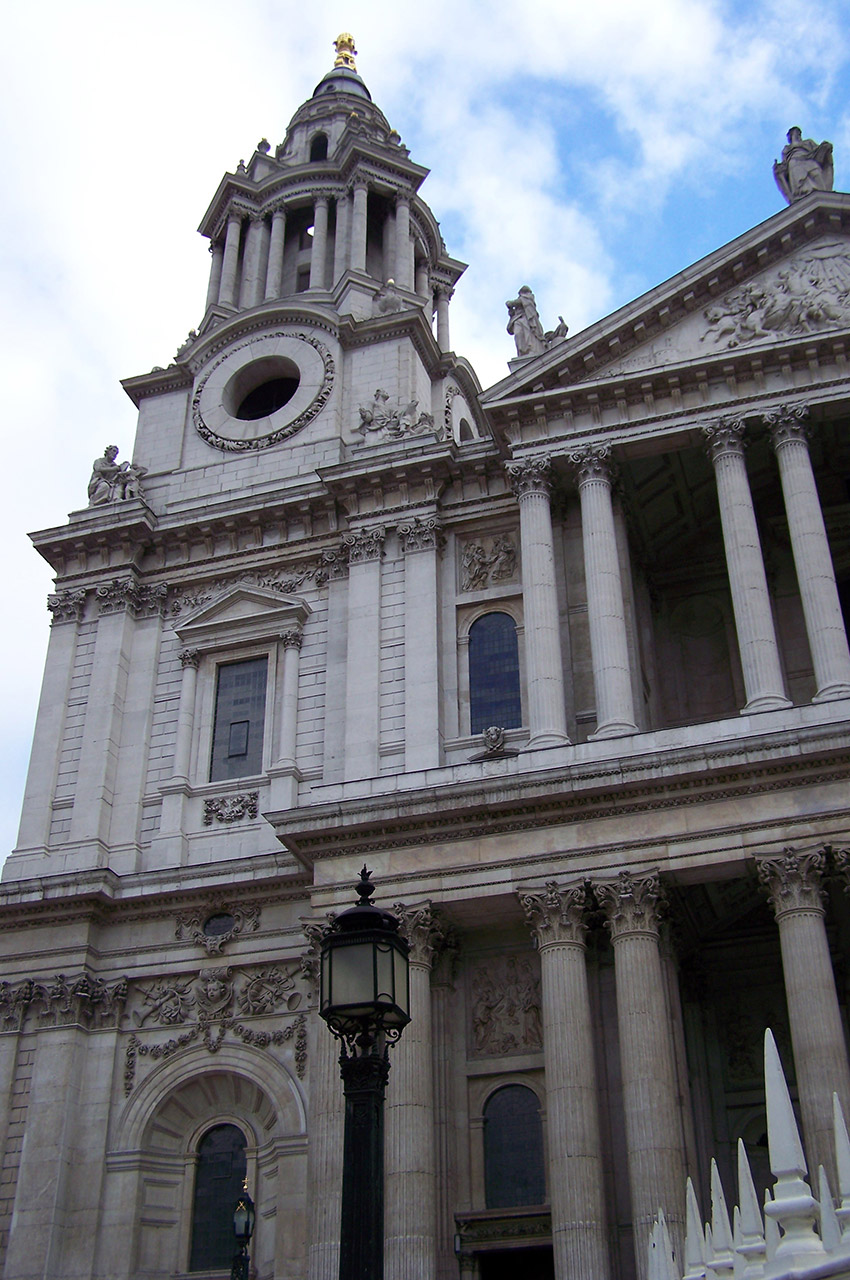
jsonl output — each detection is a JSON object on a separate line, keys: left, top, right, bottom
{"left": 87, "top": 445, "right": 147, "bottom": 506}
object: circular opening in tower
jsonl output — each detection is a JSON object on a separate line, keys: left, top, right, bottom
{"left": 224, "top": 356, "right": 301, "bottom": 421}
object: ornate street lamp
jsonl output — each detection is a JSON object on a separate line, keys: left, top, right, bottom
{"left": 319, "top": 866, "right": 410, "bottom": 1280}
{"left": 230, "top": 1178, "right": 255, "bottom": 1280}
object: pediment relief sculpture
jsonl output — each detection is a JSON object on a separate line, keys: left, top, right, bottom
{"left": 594, "top": 238, "right": 850, "bottom": 378}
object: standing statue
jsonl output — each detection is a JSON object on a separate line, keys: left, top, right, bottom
{"left": 506, "top": 285, "right": 569, "bottom": 359}
{"left": 87, "top": 445, "right": 147, "bottom": 506}
{"left": 774, "top": 127, "right": 834, "bottom": 204}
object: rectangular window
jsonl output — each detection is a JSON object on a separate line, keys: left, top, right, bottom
{"left": 209, "top": 657, "right": 268, "bottom": 782}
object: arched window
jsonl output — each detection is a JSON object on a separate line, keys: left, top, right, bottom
{"left": 483, "top": 1085, "right": 546, "bottom": 1208}
{"left": 469, "top": 612, "right": 521, "bottom": 735}
{"left": 189, "top": 1123, "right": 247, "bottom": 1272}
{"left": 310, "top": 132, "right": 329, "bottom": 161}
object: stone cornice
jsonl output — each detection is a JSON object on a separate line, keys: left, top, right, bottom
{"left": 266, "top": 717, "right": 850, "bottom": 865}
{"left": 121, "top": 364, "right": 193, "bottom": 406}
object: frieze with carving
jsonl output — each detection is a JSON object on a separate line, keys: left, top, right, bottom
{"left": 459, "top": 534, "right": 518, "bottom": 590}
{"left": 203, "top": 793, "right": 259, "bottom": 826}
{"left": 469, "top": 953, "right": 542, "bottom": 1056}
{"left": 0, "top": 973, "right": 127, "bottom": 1031}
{"left": 357, "top": 388, "right": 437, "bottom": 441}
{"left": 133, "top": 977, "right": 196, "bottom": 1027}
{"left": 238, "top": 965, "right": 302, "bottom": 1015}
{"left": 168, "top": 561, "right": 334, "bottom": 617}
{"left": 175, "top": 900, "right": 261, "bottom": 954}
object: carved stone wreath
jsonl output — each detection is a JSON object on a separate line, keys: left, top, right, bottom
{"left": 175, "top": 900, "right": 261, "bottom": 954}
{"left": 193, "top": 330, "right": 335, "bottom": 452}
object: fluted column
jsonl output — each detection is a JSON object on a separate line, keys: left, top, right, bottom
{"left": 205, "top": 241, "right": 224, "bottom": 309}
{"left": 350, "top": 181, "right": 368, "bottom": 274}
{"left": 303, "top": 920, "right": 344, "bottom": 1280}
{"left": 342, "top": 526, "right": 385, "bottom": 779}
{"left": 172, "top": 648, "right": 200, "bottom": 780}
{"left": 275, "top": 628, "right": 302, "bottom": 770}
{"left": 399, "top": 518, "right": 443, "bottom": 771}
{"left": 758, "top": 848, "right": 850, "bottom": 1181}
{"left": 435, "top": 287, "right": 452, "bottom": 352}
{"left": 238, "top": 215, "right": 264, "bottom": 308}
{"left": 264, "top": 206, "right": 287, "bottom": 299}
{"left": 597, "top": 872, "right": 686, "bottom": 1279}
{"left": 520, "top": 882, "right": 611, "bottom": 1280}
{"left": 569, "top": 446, "right": 638, "bottom": 737}
{"left": 703, "top": 418, "right": 791, "bottom": 712}
{"left": 219, "top": 211, "right": 243, "bottom": 307}
{"left": 431, "top": 937, "right": 460, "bottom": 1280}
{"left": 309, "top": 194, "right": 330, "bottom": 290}
{"left": 764, "top": 404, "right": 850, "bottom": 701}
{"left": 333, "top": 193, "right": 349, "bottom": 282}
{"left": 394, "top": 194, "right": 413, "bottom": 290}
{"left": 506, "top": 458, "right": 570, "bottom": 747}
{"left": 385, "top": 904, "right": 443, "bottom": 1280}
{"left": 415, "top": 260, "right": 429, "bottom": 298}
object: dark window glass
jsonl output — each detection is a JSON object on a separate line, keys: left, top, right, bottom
{"left": 235, "top": 376, "right": 299, "bottom": 420}
{"left": 469, "top": 613, "right": 521, "bottom": 735}
{"left": 189, "top": 1124, "right": 247, "bottom": 1272}
{"left": 310, "top": 132, "right": 329, "bottom": 161}
{"left": 210, "top": 657, "right": 267, "bottom": 781}
{"left": 483, "top": 1085, "right": 546, "bottom": 1209}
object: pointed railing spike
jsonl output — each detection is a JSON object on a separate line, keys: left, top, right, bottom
{"left": 763, "top": 1029, "right": 825, "bottom": 1261}
{"left": 834, "top": 1092, "right": 850, "bottom": 1241}
{"left": 683, "top": 1176, "right": 708, "bottom": 1280}
{"left": 763, "top": 1189, "right": 779, "bottom": 1262}
{"left": 732, "top": 1206, "right": 745, "bottom": 1280}
{"left": 735, "top": 1139, "right": 766, "bottom": 1278}
{"left": 649, "top": 1208, "right": 680, "bottom": 1280}
{"left": 707, "top": 1158, "right": 735, "bottom": 1277}
{"left": 818, "top": 1163, "right": 840, "bottom": 1252}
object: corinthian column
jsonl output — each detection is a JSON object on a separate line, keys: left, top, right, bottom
{"left": 264, "top": 206, "right": 287, "bottom": 299}
{"left": 519, "top": 882, "right": 611, "bottom": 1280}
{"left": 703, "top": 418, "right": 791, "bottom": 712}
{"left": 342, "top": 526, "right": 385, "bottom": 780}
{"left": 394, "top": 193, "right": 413, "bottom": 290}
{"left": 569, "top": 446, "right": 638, "bottom": 737}
{"left": 764, "top": 404, "right": 850, "bottom": 701}
{"left": 506, "top": 457, "right": 570, "bottom": 747}
{"left": 399, "top": 518, "right": 443, "bottom": 771}
{"left": 350, "top": 181, "right": 368, "bottom": 274}
{"left": 384, "top": 903, "right": 443, "bottom": 1280}
{"left": 205, "top": 241, "right": 224, "bottom": 309}
{"left": 219, "top": 211, "right": 243, "bottom": 307}
{"left": 596, "top": 872, "right": 686, "bottom": 1280}
{"left": 309, "top": 194, "right": 330, "bottom": 289}
{"left": 758, "top": 848, "right": 850, "bottom": 1181}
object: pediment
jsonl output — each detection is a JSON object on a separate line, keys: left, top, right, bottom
{"left": 481, "top": 193, "right": 850, "bottom": 407}
{"left": 174, "top": 586, "right": 310, "bottom": 649}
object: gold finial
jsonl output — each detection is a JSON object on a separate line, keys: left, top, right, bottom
{"left": 333, "top": 33, "right": 357, "bottom": 71}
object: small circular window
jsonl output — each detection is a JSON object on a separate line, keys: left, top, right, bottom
{"left": 223, "top": 355, "right": 301, "bottom": 422}
{"left": 203, "top": 912, "right": 235, "bottom": 938}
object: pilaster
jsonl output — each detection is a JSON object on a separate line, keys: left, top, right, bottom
{"left": 343, "top": 526, "right": 385, "bottom": 780}
{"left": 399, "top": 518, "right": 444, "bottom": 771}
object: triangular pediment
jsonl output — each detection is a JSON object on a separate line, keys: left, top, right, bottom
{"left": 174, "top": 586, "right": 310, "bottom": 648}
{"left": 481, "top": 192, "right": 850, "bottom": 408}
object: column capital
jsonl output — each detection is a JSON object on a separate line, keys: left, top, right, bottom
{"left": 519, "top": 880, "right": 589, "bottom": 948}
{"left": 763, "top": 401, "right": 811, "bottom": 447}
{"left": 47, "top": 587, "right": 87, "bottom": 625}
{"left": 393, "top": 901, "right": 445, "bottom": 967}
{"left": 299, "top": 913, "right": 336, "bottom": 995}
{"left": 393, "top": 188, "right": 412, "bottom": 209}
{"left": 568, "top": 444, "right": 613, "bottom": 486}
{"left": 342, "top": 526, "right": 385, "bottom": 563}
{"left": 703, "top": 415, "right": 747, "bottom": 461}
{"left": 397, "top": 516, "right": 444, "bottom": 554}
{"left": 348, "top": 176, "right": 369, "bottom": 195}
{"left": 506, "top": 455, "right": 553, "bottom": 498}
{"left": 179, "top": 647, "right": 201, "bottom": 669}
{"left": 433, "top": 282, "right": 454, "bottom": 301}
{"left": 757, "top": 847, "right": 827, "bottom": 917}
{"left": 281, "top": 627, "right": 304, "bottom": 650}
{"left": 596, "top": 870, "right": 664, "bottom": 939}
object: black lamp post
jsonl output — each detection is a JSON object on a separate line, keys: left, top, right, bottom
{"left": 230, "top": 1177, "right": 256, "bottom": 1280}
{"left": 319, "top": 866, "right": 410, "bottom": 1280}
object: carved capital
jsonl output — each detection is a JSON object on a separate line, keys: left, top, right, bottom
{"left": 434, "top": 283, "right": 454, "bottom": 301}
{"left": 568, "top": 445, "right": 613, "bottom": 486}
{"left": 47, "top": 588, "right": 87, "bottom": 625}
{"left": 299, "top": 914, "right": 337, "bottom": 992}
{"left": 757, "top": 848, "right": 827, "bottom": 917}
{"left": 179, "top": 647, "right": 201, "bottom": 669}
{"left": 16, "top": 972, "right": 128, "bottom": 1030}
{"left": 397, "top": 517, "right": 444, "bottom": 554}
{"left": 506, "top": 456, "right": 553, "bottom": 498}
{"left": 703, "top": 416, "right": 747, "bottom": 462}
{"left": 763, "top": 402, "right": 811, "bottom": 449}
{"left": 342, "top": 526, "right": 386, "bottom": 563}
{"left": 596, "top": 871, "right": 664, "bottom": 939}
{"left": 320, "top": 542, "right": 351, "bottom": 580}
{"left": 520, "top": 881, "right": 589, "bottom": 948}
{"left": 281, "top": 628, "right": 304, "bottom": 650}
{"left": 95, "top": 579, "right": 167, "bottom": 618}
{"left": 394, "top": 901, "right": 445, "bottom": 967}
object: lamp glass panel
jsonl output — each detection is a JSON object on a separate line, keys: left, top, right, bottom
{"left": 375, "top": 941, "right": 395, "bottom": 1004}
{"left": 329, "top": 940, "right": 375, "bottom": 1009}
{"left": 393, "top": 945, "right": 410, "bottom": 1017}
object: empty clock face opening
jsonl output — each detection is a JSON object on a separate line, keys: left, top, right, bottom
{"left": 224, "top": 356, "right": 301, "bottom": 421}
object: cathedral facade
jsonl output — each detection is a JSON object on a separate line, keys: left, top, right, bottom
{"left": 4, "top": 38, "right": 850, "bottom": 1280}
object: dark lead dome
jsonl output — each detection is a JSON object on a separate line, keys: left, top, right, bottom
{"left": 312, "top": 66, "right": 372, "bottom": 102}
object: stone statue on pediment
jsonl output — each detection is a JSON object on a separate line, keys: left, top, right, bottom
{"left": 506, "top": 285, "right": 569, "bottom": 358}
{"left": 774, "top": 127, "right": 834, "bottom": 204}
{"left": 88, "top": 445, "right": 148, "bottom": 506}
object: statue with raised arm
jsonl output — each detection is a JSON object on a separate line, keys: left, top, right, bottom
{"left": 774, "top": 127, "right": 834, "bottom": 204}
{"left": 506, "top": 285, "right": 569, "bottom": 358}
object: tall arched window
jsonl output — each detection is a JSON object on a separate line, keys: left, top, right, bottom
{"left": 483, "top": 1084, "right": 546, "bottom": 1208}
{"left": 189, "top": 1123, "right": 247, "bottom": 1272}
{"left": 469, "top": 612, "right": 521, "bottom": 735}
{"left": 310, "top": 132, "right": 329, "bottom": 161}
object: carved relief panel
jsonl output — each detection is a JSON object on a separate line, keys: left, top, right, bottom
{"left": 467, "top": 951, "right": 542, "bottom": 1058}
{"left": 457, "top": 532, "right": 520, "bottom": 593}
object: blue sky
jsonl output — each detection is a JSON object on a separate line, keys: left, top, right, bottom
{"left": 1, "top": 0, "right": 849, "bottom": 862}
